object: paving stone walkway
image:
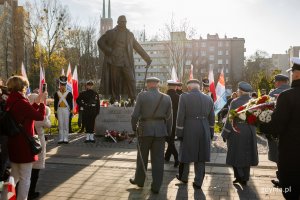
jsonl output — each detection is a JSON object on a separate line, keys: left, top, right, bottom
{"left": 35, "top": 133, "right": 284, "bottom": 200}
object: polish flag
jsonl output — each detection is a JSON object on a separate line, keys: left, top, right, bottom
{"left": 39, "top": 65, "right": 45, "bottom": 94}
{"left": 21, "top": 62, "right": 31, "bottom": 94}
{"left": 214, "top": 68, "right": 227, "bottom": 114}
{"left": 189, "top": 64, "right": 194, "bottom": 80}
{"left": 72, "top": 65, "right": 79, "bottom": 113}
{"left": 171, "top": 66, "right": 178, "bottom": 82}
{"left": 66, "top": 63, "right": 73, "bottom": 93}
{"left": 208, "top": 67, "right": 217, "bottom": 102}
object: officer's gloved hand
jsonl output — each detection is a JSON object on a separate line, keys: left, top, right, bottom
{"left": 178, "top": 137, "right": 183, "bottom": 142}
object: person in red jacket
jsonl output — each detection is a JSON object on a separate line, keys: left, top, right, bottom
{"left": 5, "top": 76, "right": 46, "bottom": 200}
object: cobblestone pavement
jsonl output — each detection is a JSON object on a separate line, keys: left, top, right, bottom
{"left": 34, "top": 133, "right": 284, "bottom": 200}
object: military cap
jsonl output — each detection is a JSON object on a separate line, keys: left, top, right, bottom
{"left": 238, "top": 81, "right": 252, "bottom": 92}
{"left": 187, "top": 79, "right": 201, "bottom": 85}
{"left": 59, "top": 75, "right": 67, "bottom": 85}
{"left": 274, "top": 74, "right": 289, "bottom": 82}
{"left": 176, "top": 82, "right": 183, "bottom": 86}
{"left": 146, "top": 77, "right": 160, "bottom": 83}
{"left": 287, "top": 57, "right": 300, "bottom": 72}
{"left": 86, "top": 80, "right": 94, "bottom": 85}
{"left": 202, "top": 78, "right": 209, "bottom": 87}
{"left": 167, "top": 80, "right": 178, "bottom": 86}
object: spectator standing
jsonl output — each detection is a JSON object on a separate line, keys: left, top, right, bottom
{"left": 5, "top": 76, "right": 46, "bottom": 200}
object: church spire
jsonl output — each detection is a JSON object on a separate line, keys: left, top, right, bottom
{"left": 108, "top": 0, "right": 111, "bottom": 18}
{"left": 102, "top": 0, "right": 106, "bottom": 18}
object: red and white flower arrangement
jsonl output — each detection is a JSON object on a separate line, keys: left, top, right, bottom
{"left": 229, "top": 95, "right": 276, "bottom": 133}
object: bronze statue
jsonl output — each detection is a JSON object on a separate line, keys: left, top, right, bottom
{"left": 98, "top": 15, "right": 152, "bottom": 104}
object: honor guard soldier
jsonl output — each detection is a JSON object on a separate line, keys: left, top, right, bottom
{"left": 54, "top": 75, "right": 73, "bottom": 144}
{"left": 202, "top": 78, "right": 214, "bottom": 100}
{"left": 165, "top": 80, "right": 179, "bottom": 167}
{"left": 175, "top": 79, "right": 214, "bottom": 189}
{"left": 267, "top": 58, "right": 300, "bottom": 199}
{"left": 130, "top": 77, "right": 172, "bottom": 194}
{"left": 267, "top": 74, "right": 290, "bottom": 188}
{"left": 76, "top": 80, "right": 100, "bottom": 143}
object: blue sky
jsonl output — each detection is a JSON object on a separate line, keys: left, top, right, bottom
{"left": 19, "top": 0, "right": 300, "bottom": 57}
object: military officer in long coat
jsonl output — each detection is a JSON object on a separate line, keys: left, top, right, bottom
{"left": 222, "top": 82, "right": 258, "bottom": 185}
{"left": 175, "top": 79, "right": 214, "bottom": 189}
{"left": 267, "top": 58, "right": 300, "bottom": 200}
{"left": 164, "top": 80, "right": 179, "bottom": 167}
{"left": 129, "top": 77, "right": 172, "bottom": 194}
{"left": 98, "top": 15, "right": 151, "bottom": 104}
{"left": 267, "top": 74, "right": 290, "bottom": 187}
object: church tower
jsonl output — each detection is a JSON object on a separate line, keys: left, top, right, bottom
{"left": 100, "top": 0, "right": 113, "bottom": 36}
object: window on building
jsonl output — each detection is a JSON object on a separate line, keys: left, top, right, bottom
{"left": 200, "top": 68, "right": 206, "bottom": 73}
{"left": 209, "top": 64, "right": 214, "bottom": 69}
{"left": 226, "top": 77, "right": 229, "bottom": 82}
{"left": 225, "top": 41, "right": 230, "bottom": 47}
{"left": 226, "top": 68, "right": 229, "bottom": 73}
{"left": 218, "top": 50, "right": 223, "bottom": 56}
{"left": 201, "top": 42, "right": 206, "bottom": 47}
{"left": 209, "top": 46, "right": 215, "bottom": 51}
{"left": 201, "top": 51, "right": 206, "bottom": 56}
{"left": 218, "top": 59, "right": 223, "bottom": 64}
{"left": 218, "top": 42, "right": 223, "bottom": 47}
{"left": 209, "top": 55, "right": 214, "bottom": 61}
{"left": 226, "top": 50, "right": 229, "bottom": 55}
{"left": 226, "top": 59, "right": 229, "bottom": 65}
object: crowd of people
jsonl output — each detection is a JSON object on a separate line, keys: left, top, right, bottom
{"left": 129, "top": 58, "right": 300, "bottom": 200}
{"left": 0, "top": 58, "right": 300, "bottom": 200}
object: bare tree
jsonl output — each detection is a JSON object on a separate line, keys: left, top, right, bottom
{"left": 159, "top": 16, "right": 197, "bottom": 81}
{"left": 32, "top": 0, "right": 70, "bottom": 67}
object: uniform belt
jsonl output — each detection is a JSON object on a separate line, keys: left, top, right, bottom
{"left": 140, "top": 117, "right": 165, "bottom": 122}
{"left": 186, "top": 116, "right": 206, "bottom": 120}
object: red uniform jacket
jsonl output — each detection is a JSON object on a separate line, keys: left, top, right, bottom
{"left": 5, "top": 92, "right": 45, "bottom": 163}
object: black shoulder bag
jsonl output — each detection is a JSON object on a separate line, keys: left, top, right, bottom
{"left": 21, "top": 125, "right": 42, "bottom": 156}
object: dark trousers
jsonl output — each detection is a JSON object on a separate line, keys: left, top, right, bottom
{"left": 165, "top": 137, "right": 178, "bottom": 162}
{"left": 29, "top": 169, "right": 40, "bottom": 194}
{"left": 110, "top": 65, "right": 135, "bottom": 101}
{"left": 0, "top": 135, "right": 9, "bottom": 181}
{"left": 69, "top": 114, "right": 73, "bottom": 133}
{"left": 78, "top": 110, "right": 85, "bottom": 129}
{"left": 280, "top": 172, "right": 300, "bottom": 200}
{"left": 233, "top": 166, "right": 250, "bottom": 181}
{"left": 84, "top": 111, "right": 97, "bottom": 133}
{"left": 134, "top": 136, "right": 165, "bottom": 191}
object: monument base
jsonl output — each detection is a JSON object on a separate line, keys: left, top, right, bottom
{"left": 95, "top": 107, "right": 134, "bottom": 136}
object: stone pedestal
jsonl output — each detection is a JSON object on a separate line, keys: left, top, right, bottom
{"left": 95, "top": 107, "right": 134, "bottom": 136}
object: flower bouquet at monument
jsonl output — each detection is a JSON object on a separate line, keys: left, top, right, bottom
{"left": 104, "top": 130, "right": 130, "bottom": 143}
{"left": 229, "top": 95, "right": 276, "bottom": 133}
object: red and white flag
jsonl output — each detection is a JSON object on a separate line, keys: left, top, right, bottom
{"left": 208, "top": 67, "right": 217, "bottom": 102}
{"left": 189, "top": 64, "right": 194, "bottom": 80}
{"left": 214, "top": 68, "right": 227, "bottom": 114}
{"left": 66, "top": 63, "right": 73, "bottom": 93}
{"left": 39, "top": 65, "right": 45, "bottom": 94}
{"left": 72, "top": 65, "right": 79, "bottom": 113}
